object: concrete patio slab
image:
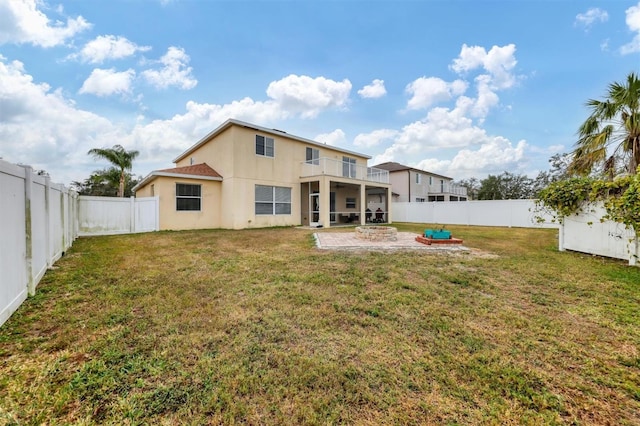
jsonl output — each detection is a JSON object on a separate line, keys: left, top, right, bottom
{"left": 314, "top": 231, "right": 470, "bottom": 252}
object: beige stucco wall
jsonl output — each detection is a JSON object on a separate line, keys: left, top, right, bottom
{"left": 136, "top": 176, "right": 221, "bottom": 230}
{"left": 389, "top": 170, "right": 454, "bottom": 202}
{"left": 175, "top": 124, "right": 371, "bottom": 229}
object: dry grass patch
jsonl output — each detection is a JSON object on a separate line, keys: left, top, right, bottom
{"left": 1, "top": 224, "right": 639, "bottom": 425}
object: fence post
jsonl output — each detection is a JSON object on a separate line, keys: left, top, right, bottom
{"left": 630, "top": 236, "right": 638, "bottom": 267}
{"left": 130, "top": 196, "right": 135, "bottom": 233}
{"left": 44, "top": 176, "right": 51, "bottom": 267}
{"left": 155, "top": 196, "right": 160, "bottom": 231}
{"left": 558, "top": 220, "right": 565, "bottom": 252}
{"left": 20, "top": 165, "right": 35, "bottom": 296}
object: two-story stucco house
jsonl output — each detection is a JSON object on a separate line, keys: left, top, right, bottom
{"left": 372, "top": 162, "right": 467, "bottom": 203}
{"left": 133, "top": 119, "right": 392, "bottom": 230}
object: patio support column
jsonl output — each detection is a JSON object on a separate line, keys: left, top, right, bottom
{"left": 319, "top": 177, "right": 331, "bottom": 228}
{"left": 386, "top": 186, "right": 392, "bottom": 223}
{"left": 360, "top": 184, "right": 366, "bottom": 225}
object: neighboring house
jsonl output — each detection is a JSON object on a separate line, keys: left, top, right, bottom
{"left": 133, "top": 119, "right": 392, "bottom": 230}
{"left": 372, "top": 162, "right": 467, "bottom": 203}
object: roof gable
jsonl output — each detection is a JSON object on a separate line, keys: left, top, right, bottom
{"left": 173, "top": 118, "right": 371, "bottom": 163}
{"left": 132, "top": 163, "right": 222, "bottom": 193}
{"left": 156, "top": 163, "right": 222, "bottom": 178}
{"left": 373, "top": 161, "right": 452, "bottom": 180}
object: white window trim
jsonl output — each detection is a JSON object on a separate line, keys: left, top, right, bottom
{"left": 176, "top": 183, "right": 202, "bottom": 211}
{"left": 255, "top": 185, "right": 292, "bottom": 215}
{"left": 256, "top": 135, "right": 275, "bottom": 158}
{"left": 306, "top": 147, "right": 320, "bottom": 165}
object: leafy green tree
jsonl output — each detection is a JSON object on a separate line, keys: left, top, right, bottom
{"left": 569, "top": 72, "right": 640, "bottom": 178}
{"left": 532, "top": 153, "right": 571, "bottom": 196}
{"left": 88, "top": 144, "right": 140, "bottom": 197}
{"left": 73, "top": 168, "right": 139, "bottom": 197}
{"left": 476, "top": 172, "right": 533, "bottom": 200}
{"left": 455, "top": 178, "right": 480, "bottom": 200}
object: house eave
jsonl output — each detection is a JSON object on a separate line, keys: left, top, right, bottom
{"left": 173, "top": 118, "right": 372, "bottom": 163}
{"left": 133, "top": 171, "right": 222, "bottom": 193}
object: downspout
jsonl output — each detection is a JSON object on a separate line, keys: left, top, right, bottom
{"left": 408, "top": 171, "right": 411, "bottom": 203}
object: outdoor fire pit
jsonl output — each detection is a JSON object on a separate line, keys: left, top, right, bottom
{"left": 355, "top": 226, "right": 398, "bottom": 242}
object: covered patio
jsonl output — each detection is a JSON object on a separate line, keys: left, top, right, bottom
{"left": 299, "top": 159, "right": 392, "bottom": 228}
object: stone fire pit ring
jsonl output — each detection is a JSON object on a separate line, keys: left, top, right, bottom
{"left": 355, "top": 226, "right": 398, "bottom": 242}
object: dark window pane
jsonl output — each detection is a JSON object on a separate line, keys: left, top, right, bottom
{"left": 274, "top": 187, "right": 290, "bottom": 202}
{"left": 256, "top": 135, "right": 265, "bottom": 155}
{"left": 177, "top": 198, "right": 201, "bottom": 211}
{"left": 255, "top": 185, "right": 273, "bottom": 202}
{"left": 275, "top": 203, "right": 291, "bottom": 215}
{"left": 255, "top": 203, "right": 273, "bottom": 215}
{"left": 265, "top": 137, "right": 274, "bottom": 157}
{"left": 176, "top": 183, "right": 201, "bottom": 197}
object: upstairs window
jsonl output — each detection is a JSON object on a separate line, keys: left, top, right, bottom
{"left": 256, "top": 135, "right": 275, "bottom": 157}
{"left": 306, "top": 147, "right": 320, "bottom": 165}
{"left": 416, "top": 173, "right": 422, "bottom": 184}
{"left": 342, "top": 156, "right": 356, "bottom": 178}
{"left": 176, "top": 183, "right": 201, "bottom": 211}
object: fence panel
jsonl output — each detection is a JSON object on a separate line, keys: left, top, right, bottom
{"left": 561, "top": 204, "right": 638, "bottom": 266}
{"left": 30, "top": 176, "right": 49, "bottom": 285}
{"left": 392, "top": 199, "right": 556, "bottom": 228}
{"left": 135, "top": 197, "right": 160, "bottom": 233}
{"left": 0, "top": 162, "right": 29, "bottom": 327}
{"left": 0, "top": 160, "right": 77, "bottom": 327}
{"left": 78, "top": 196, "right": 158, "bottom": 236}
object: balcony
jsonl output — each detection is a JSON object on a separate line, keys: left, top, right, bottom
{"left": 301, "top": 158, "right": 389, "bottom": 184}
{"left": 428, "top": 183, "right": 468, "bottom": 196}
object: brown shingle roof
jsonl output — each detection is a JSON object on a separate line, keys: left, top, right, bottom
{"left": 373, "top": 161, "right": 452, "bottom": 180}
{"left": 157, "top": 163, "right": 222, "bottom": 178}
{"left": 373, "top": 162, "right": 411, "bottom": 172}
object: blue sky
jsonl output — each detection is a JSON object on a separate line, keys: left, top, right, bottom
{"left": 1, "top": 0, "right": 639, "bottom": 185}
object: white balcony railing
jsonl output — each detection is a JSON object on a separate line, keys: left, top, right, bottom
{"left": 301, "top": 158, "right": 389, "bottom": 184}
{"left": 428, "top": 183, "right": 468, "bottom": 196}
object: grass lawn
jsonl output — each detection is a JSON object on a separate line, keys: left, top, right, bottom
{"left": 1, "top": 224, "right": 639, "bottom": 425}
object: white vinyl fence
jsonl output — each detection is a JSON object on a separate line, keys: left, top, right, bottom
{"left": 78, "top": 196, "right": 159, "bottom": 236}
{"left": 560, "top": 204, "right": 639, "bottom": 266}
{"left": 392, "top": 199, "right": 557, "bottom": 228}
{"left": 393, "top": 199, "right": 638, "bottom": 266}
{"left": 1, "top": 160, "right": 78, "bottom": 327}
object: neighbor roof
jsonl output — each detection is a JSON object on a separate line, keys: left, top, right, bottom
{"left": 132, "top": 163, "right": 222, "bottom": 193}
{"left": 373, "top": 161, "right": 452, "bottom": 180}
{"left": 156, "top": 163, "right": 222, "bottom": 178}
{"left": 173, "top": 118, "right": 371, "bottom": 163}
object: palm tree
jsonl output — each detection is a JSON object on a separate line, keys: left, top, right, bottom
{"left": 87, "top": 145, "right": 139, "bottom": 197}
{"left": 569, "top": 72, "right": 640, "bottom": 178}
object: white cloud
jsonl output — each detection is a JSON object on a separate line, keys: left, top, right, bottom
{"left": 266, "top": 74, "right": 352, "bottom": 119}
{"left": 575, "top": 7, "right": 609, "bottom": 29}
{"left": 358, "top": 79, "right": 386, "bottom": 99}
{"left": 405, "top": 77, "right": 467, "bottom": 110}
{"left": 353, "top": 129, "right": 398, "bottom": 148}
{"left": 0, "top": 0, "right": 90, "bottom": 47}
{"left": 79, "top": 68, "right": 136, "bottom": 97}
{"left": 446, "top": 44, "right": 520, "bottom": 121}
{"left": 448, "top": 137, "right": 528, "bottom": 176}
{"left": 0, "top": 55, "right": 122, "bottom": 183}
{"left": 450, "top": 44, "right": 518, "bottom": 90}
{"left": 315, "top": 129, "right": 346, "bottom": 146}
{"left": 620, "top": 2, "right": 640, "bottom": 55}
{"left": 73, "top": 35, "right": 151, "bottom": 64}
{"left": 141, "top": 46, "right": 197, "bottom": 90}
{"left": 413, "top": 158, "right": 452, "bottom": 175}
